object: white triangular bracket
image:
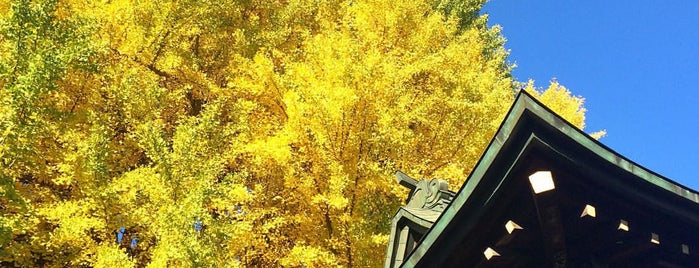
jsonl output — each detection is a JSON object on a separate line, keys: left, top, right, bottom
{"left": 484, "top": 247, "right": 500, "bottom": 260}
{"left": 505, "top": 220, "right": 523, "bottom": 234}
{"left": 580, "top": 204, "right": 596, "bottom": 218}
{"left": 651, "top": 233, "right": 660, "bottom": 244}
{"left": 618, "top": 220, "right": 629, "bottom": 231}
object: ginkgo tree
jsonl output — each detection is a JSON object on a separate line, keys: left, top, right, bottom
{"left": 0, "top": 0, "right": 600, "bottom": 267}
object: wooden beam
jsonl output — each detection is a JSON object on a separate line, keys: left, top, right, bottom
{"left": 531, "top": 186, "right": 568, "bottom": 266}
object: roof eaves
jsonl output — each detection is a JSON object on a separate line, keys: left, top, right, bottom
{"left": 401, "top": 90, "right": 699, "bottom": 267}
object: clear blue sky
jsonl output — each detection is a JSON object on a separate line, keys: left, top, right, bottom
{"left": 482, "top": 1, "right": 699, "bottom": 190}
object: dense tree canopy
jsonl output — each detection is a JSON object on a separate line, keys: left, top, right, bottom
{"left": 0, "top": 0, "right": 599, "bottom": 267}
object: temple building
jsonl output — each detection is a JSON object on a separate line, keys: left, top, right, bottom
{"left": 385, "top": 91, "right": 699, "bottom": 267}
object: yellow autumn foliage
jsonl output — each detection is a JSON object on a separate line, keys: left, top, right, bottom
{"left": 0, "top": 0, "right": 598, "bottom": 267}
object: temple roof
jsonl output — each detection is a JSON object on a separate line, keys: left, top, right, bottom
{"left": 392, "top": 91, "right": 699, "bottom": 267}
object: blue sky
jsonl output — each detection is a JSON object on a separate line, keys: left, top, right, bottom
{"left": 482, "top": 1, "right": 699, "bottom": 189}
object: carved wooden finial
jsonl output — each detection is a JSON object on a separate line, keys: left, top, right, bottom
{"left": 395, "top": 170, "right": 454, "bottom": 212}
